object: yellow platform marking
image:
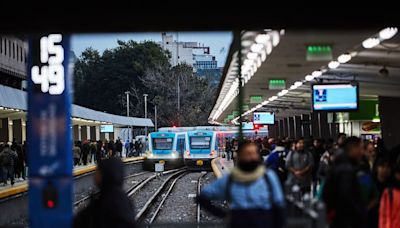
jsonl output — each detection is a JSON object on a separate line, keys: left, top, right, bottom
{"left": 211, "top": 157, "right": 222, "bottom": 178}
{"left": 0, "top": 157, "right": 145, "bottom": 199}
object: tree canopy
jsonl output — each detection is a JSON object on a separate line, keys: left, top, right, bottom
{"left": 73, "top": 40, "right": 217, "bottom": 127}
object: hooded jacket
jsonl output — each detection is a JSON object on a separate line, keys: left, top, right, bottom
{"left": 74, "top": 158, "right": 136, "bottom": 228}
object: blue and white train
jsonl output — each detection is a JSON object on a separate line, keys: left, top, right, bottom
{"left": 143, "top": 131, "right": 188, "bottom": 171}
{"left": 184, "top": 130, "right": 218, "bottom": 170}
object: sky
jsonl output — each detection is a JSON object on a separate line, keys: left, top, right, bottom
{"left": 71, "top": 32, "right": 233, "bottom": 67}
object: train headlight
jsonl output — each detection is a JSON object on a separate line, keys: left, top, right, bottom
{"left": 210, "top": 150, "right": 216, "bottom": 156}
{"left": 171, "top": 152, "right": 177, "bottom": 158}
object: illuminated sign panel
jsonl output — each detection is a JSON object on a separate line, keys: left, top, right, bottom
{"left": 268, "top": 79, "right": 286, "bottom": 90}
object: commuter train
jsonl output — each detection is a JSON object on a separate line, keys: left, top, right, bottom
{"left": 184, "top": 130, "right": 218, "bottom": 170}
{"left": 143, "top": 131, "right": 188, "bottom": 171}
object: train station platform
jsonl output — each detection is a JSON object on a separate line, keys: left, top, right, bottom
{"left": 0, "top": 156, "right": 145, "bottom": 199}
{"left": 211, "top": 157, "right": 234, "bottom": 178}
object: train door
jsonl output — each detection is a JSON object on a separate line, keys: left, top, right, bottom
{"left": 177, "top": 134, "right": 186, "bottom": 156}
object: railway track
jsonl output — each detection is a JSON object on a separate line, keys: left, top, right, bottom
{"left": 196, "top": 172, "right": 207, "bottom": 226}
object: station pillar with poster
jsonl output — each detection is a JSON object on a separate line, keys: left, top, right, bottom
{"left": 27, "top": 34, "right": 73, "bottom": 227}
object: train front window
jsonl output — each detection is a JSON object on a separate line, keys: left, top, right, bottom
{"left": 190, "top": 136, "right": 211, "bottom": 149}
{"left": 152, "top": 138, "right": 173, "bottom": 150}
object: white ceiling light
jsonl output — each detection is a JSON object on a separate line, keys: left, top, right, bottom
{"left": 256, "top": 104, "right": 263, "bottom": 109}
{"left": 379, "top": 27, "right": 398, "bottom": 40}
{"left": 255, "top": 34, "right": 270, "bottom": 44}
{"left": 269, "top": 96, "right": 278, "bottom": 101}
{"left": 312, "top": 70, "right": 322, "bottom": 77}
{"left": 337, "top": 53, "right": 352, "bottom": 63}
{"left": 362, "top": 38, "right": 380, "bottom": 49}
{"left": 271, "top": 31, "right": 280, "bottom": 46}
{"left": 305, "top": 75, "right": 314, "bottom": 81}
{"left": 250, "top": 43, "right": 264, "bottom": 53}
{"left": 278, "top": 89, "right": 288, "bottom": 96}
{"left": 243, "top": 59, "right": 254, "bottom": 66}
{"left": 265, "top": 41, "right": 272, "bottom": 54}
{"left": 328, "top": 61, "right": 340, "bottom": 69}
{"left": 290, "top": 85, "right": 297, "bottom": 90}
{"left": 262, "top": 100, "right": 269, "bottom": 105}
{"left": 260, "top": 49, "right": 267, "bottom": 62}
{"left": 294, "top": 81, "right": 303, "bottom": 87}
{"left": 247, "top": 52, "right": 258, "bottom": 60}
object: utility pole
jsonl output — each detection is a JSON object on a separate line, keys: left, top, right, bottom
{"left": 143, "top": 94, "right": 148, "bottom": 135}
{"left": 125, "top": 91, "right": 131, "bottom": 143}
{"left": 154, "top": 105, "right": 157, "bottom": 132}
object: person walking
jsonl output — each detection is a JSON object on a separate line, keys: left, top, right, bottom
{"left": 95, "top": 140, "right": 103, "bottom": 164}
{"left": 225, "top": 138, "right": 232, "bottom": 160}
{"left": 74, "top": 157, "right": 136, "bottom": 228}
{"left": 81, "top": 140, "right": 90, "bottom": 166}
{"left": 115, "top": 139, "right": 123, "bottom": 158}
{"left": 198, "top": 141, "right": 285, "bottom": 228}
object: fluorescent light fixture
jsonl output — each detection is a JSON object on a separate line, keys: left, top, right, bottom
{"left": 244, "top": 59, "right": 254, "bottom": 66}
{"left": 379, "top": 27, "right": 398, "bottom": 40}
{"left": 250, "top": 43, "right": 264, "bottom": 53}
{"left": 269, "top": 96, "right": 278, "bottom": 101}
{"left": 312, "top": 70, "right": 322, "bottom": 77}
{"left": 265, "top": 41, "right": 272, "bottom": 54}
{"left": 255, "top": 34, "right": 270, "bottom": 44}
{"left": 271, "top": 31, "right": 280, "bottom": 46}
{"left": 294, "top": 81, "right": 303, "bottom": 87}
{"left": 290, "top": 85, "right": 298, "bottom": 90}
{"left": 305, "top": 75, "right": 314, "bottom": 81}
{"left": 256, "top": 104, "right": 263, "bottom": 109}
{"left": 247, "top": 52, "right": 258, "bottom": 60}
{"left": 338, "top": 53, "right": 352, "bottom": 63}
{"left": 362, "top": 38, "right": 380, "bottom": 49}
{"left": 260, "top": 49, "right": 267, "bottom": 61}
{"left": 262, "top": 100, "right": 269, "bottom": 105}
{"left": 328, "top": 61, "right": 340, "bottom": 69}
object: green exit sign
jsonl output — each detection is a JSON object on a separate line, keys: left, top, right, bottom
{"left": 269, "top": 79, "right": 286, "bottom": 90}
{"left": 227, "top": 114, "right": 234, "bottom": 120}
{"left": 250, "top": 95, "right": 263, "bottom": 104}
{"left": 306, "top": 44, "right": 332, "bottom": 61}
{"left": 232, "top": 110, "right": 239, "bottom": 116}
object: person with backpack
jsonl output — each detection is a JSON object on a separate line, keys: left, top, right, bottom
{"left": 379, "top": 163, "right": 400, "bottom": 228}
{"left": 0, "top": 143, "right": 18, "bottom": 186}
{"left": 197, "top": 141, "right": 285, "bottom": 228}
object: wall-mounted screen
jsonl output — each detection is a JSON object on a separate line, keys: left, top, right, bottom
{"left": 242, "top": 122, "right": 254, "bottom": 130}
{"left": 253, "top": 112, "right": 275, "bottom": 124}
{"left": 100, "top": 125, "right": 114, "bottom": 133}
{"left": 312, "top": 83, "right": 359, "bottom": 111}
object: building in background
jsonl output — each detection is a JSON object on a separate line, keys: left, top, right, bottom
{"left": 160, "top": 33, "right": 221, "bottom": 84}
{"left": 0, "top": 35, "right": 27, "bottom": 89}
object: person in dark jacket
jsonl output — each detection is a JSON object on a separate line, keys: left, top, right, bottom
{"left": 322, "top": 136, "right": 367, "bottom": 228}
{"left": 0, "top": 144, "right": 17, "bottom": 186}
{"left": 81, "top": 140, "right": 90, "bottom": 165}
{"left": 115, "top": 139, "right": 123, "bottom": 158}
{"left": 74, "top": 157, "right": 136, "bottom": 228}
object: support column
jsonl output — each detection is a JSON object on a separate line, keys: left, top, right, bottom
{"left": 8, "top": 118, "right": 13, "bottom": 142}
{"left": 22, "top": 119, "right": 26, "bottom": 142}
{"left": 90, "top": 126, "right": 96, "bottom": 141}
{"left": 294, "top": 116, "right": 302, "bottom": 139}
{"left": 302, "top": 114, "right": 311, "bottom": 139}
{"left": 288, "top": 117, "right": 295, "bottom": 139}
{"left": 0, "top": 118, "right": 9, "bottom": 142}
{"left": 12, "top": 119, "right": 22, "bottom": 143}
{"left": 319, "top": 113, "right": 330, "bottom": 141}
{"left": 73, "top": 125, "right": 81, "bottom": 141}
{"left": 311, "top": 112, "right": 320, "bottom": 138}
{"left": 279, "top": 120, "right": 284, "bottom": 139}
{"left": 379, "top": 96, "right": 400, "bottom": 150}
{"left": 81, "top": 125, "right": 88, "bottom": 141}
{"left": 96, "top": 126, "right": 101, "bottom": 141}
{"left": 268, "top": 121, "right": 278, "bottom": 139}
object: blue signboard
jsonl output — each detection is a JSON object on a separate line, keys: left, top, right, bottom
{"left": 28, "top": 34, "right": 73, "bottom": 227}
{"left": 253, "top": 112, "right": 275, "bottom": 125}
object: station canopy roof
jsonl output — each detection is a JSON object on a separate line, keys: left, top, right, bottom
{"left": 0, "top": 85, "right": 154, "bottom": 127}
{"left": 210, "top": 28, "right": 400, "bottom": 124}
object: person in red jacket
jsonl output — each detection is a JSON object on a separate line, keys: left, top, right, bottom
{"left": 379, "top": 163, "right": 400, "bottom": 228}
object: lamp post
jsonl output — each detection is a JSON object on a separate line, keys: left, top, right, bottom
{"left": 143, "top": 94, "right": 148, "bottom": 135}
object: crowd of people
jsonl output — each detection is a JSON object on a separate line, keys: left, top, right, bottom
{"left": 71, "top": 138, "right": 147, "bottom": 167}
{"left": 201, "top": 134, "right": 400, "bottom": 228}
{"left": 0, "top": 140, "right": 27, "bottom": 186}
